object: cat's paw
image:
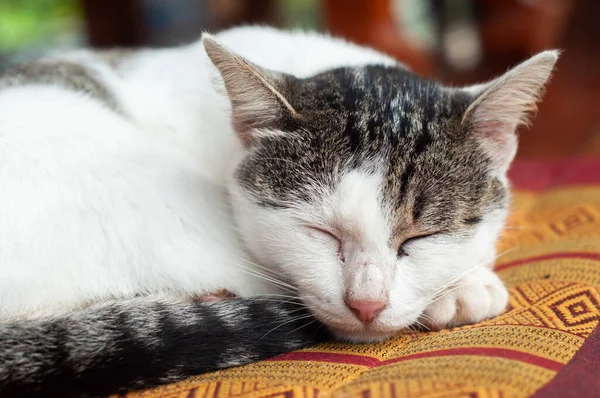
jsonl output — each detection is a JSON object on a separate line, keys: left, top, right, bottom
{"left": 420, "top": 267, "right": 508, "bottom": 330}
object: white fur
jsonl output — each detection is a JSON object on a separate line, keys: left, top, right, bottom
{"left": 231, "top": 167, "right": 509, "bottom": 341}
{"left": 0, "top": 27, "right": 396, "bottom": 317}
{"left": 0, "top": 26, "right": 513, "bottom": 342}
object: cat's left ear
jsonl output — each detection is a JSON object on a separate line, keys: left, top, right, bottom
{"left": 461, "top": 50, "right": 559, "bottom": 174}
{"left": 203, "top": 34, "right": 300, "bottom": 146}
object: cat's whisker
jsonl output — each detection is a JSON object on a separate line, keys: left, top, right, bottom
{"left": 251, "top": 297, "right": 306, "bottom": 307}
{"left": 413, "top": 320, "right": 431, "bottom": 331}
{"left": 426, "top": 283, "right": 470, "bottom": 307}
{"left": 236, "top": 258, "right": 287, "bottom": 277}
{"left": 254, "top": 293, "right": 301, "bottom": 300}
{"left": 496, "top": 246, "right": 520, "bottom": 258}
{"left": 237, "top": 269, "right": 296, "bottom": 292}
{"left": 421, "top": 248, "right": 519, "bottom": 311}
{"left": 418, "top": 312, "right": 435, "bottom": 323}
{"left": 251, "top": 292, "right": 318, "bottom": 310}
{"left": 259, "top": 314, "right": 315, "bottom": 341}
{"left": 237, "top": 257, "right": 279, "bottom": 272}
{"left": 235, "top": 267, "right": 298, "bottom": 294}
{"left": 430, "top": 265, "right": 485, "bottom": 299}
{"left": 417, "top": 313, "right": 440, "bottom": 330}
{"left": 405, "top": 325, "right": 418, "bottom": 339}
{"left": 234, "top": 262, "right": 299, "bottom": 292}
{"left": 429, "top": 246, "right": 518, "bottom": 298}
{"left": 286, "top": 318, "right": 318, "bottom": 335}
{"left": 280, "top": 306, "right": 311, "bottom": 316}
{"left": 237, "top": 260, "right": 299, "bottom": 290}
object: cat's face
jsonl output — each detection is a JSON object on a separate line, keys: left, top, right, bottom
{"left": 204, "top": 37, "right": 557, "bottom": 342}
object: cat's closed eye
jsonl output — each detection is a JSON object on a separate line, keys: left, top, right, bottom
{"left": 307, "top": 227, "right": 344, "bottom": 262}
{"left": 396, "top": 233, "right": 437, "bottom": 258}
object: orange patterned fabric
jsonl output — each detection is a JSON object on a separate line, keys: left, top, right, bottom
{"left": 120, "top": 159, "right": 600, "bottom": 398}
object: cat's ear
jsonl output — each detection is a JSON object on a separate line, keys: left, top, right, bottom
{"left": 203, "top": 34, "right": 299, "bottom": 145}
{"left": 461, "top": 50, "right": 559, "bottom": 174}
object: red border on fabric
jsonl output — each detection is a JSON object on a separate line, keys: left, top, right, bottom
{"left": 509, "top": 158, "right": 600, "bottom": 191}
{"left": 269, "top": 347, "right": 562, "bottom": 371}
{"left": 495, "top": 252, "right": 600, "bottom": 271}
{"left": 379, "top": 347, "right": 563, "bottom": 371}
{"left": 267, "top": 351, "right": 380, "bottom": 367}
{"left": 530, "top": 324, "right": 600, "bottom": 398}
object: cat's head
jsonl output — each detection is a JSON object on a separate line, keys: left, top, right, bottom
{"left": 204, "top": 35, "right": 558, "bottom": 342}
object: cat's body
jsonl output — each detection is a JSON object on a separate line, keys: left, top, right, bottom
{"left": 0, "top": 27, "right": 394, "bottom": 316}
{"left": 0, "top": 26, "right": 558, "bottom": 397}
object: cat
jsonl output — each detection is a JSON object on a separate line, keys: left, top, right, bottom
{"left": 0, "top": 26, "right": 558, "bottom": 397}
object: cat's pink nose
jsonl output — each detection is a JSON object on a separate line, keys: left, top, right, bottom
{"left": 345, "top": 299, "right": 387, "bottom": 324}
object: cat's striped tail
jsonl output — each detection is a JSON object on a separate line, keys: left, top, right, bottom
{"left": 0, "top": 295, "right": 326, "bottom": 398}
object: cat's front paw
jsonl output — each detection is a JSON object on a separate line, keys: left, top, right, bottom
{"left": 420, "top": 267, "right": 508, "bottom": 330}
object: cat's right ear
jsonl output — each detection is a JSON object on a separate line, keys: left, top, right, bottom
{"left": 203, "top": 34, "right": 299, "bottom": 146}
{"left": 460, "top": 50, "right": 559, "bottom": 175}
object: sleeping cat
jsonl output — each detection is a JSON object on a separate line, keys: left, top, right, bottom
{"left": 0, "top": 26, "right": 557, "bottom": 397}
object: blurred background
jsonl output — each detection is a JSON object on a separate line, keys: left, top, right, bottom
{"left": 1, "top": 0, "right": 599, "bottom": 159}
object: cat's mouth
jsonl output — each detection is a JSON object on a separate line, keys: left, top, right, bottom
{"left": 303, "top": 301, "right": 405, "bottom": 343}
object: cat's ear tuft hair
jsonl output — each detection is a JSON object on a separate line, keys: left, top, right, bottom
{"left": 203, "top": 34, "right": 299, "bottom": 145}
{"left": 462, "top": 50, "right": 560, "bottom": 174}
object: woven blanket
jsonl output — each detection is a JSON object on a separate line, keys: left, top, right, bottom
{"left": 118, "top": 159, "right": 600, "bottom": 398}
